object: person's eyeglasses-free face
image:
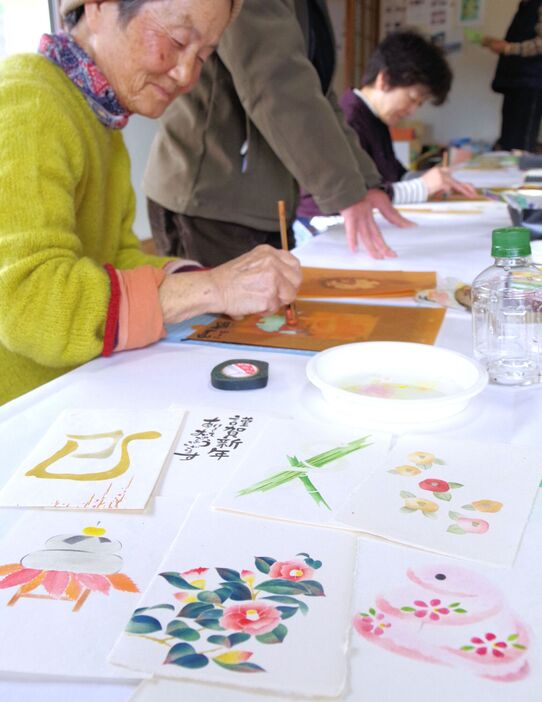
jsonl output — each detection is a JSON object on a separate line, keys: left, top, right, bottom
{"left": 79, "top": 0, "right": 231, "bottom": 118}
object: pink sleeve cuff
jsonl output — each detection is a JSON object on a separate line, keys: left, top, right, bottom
{"left": 114, "top": 266, "right": 167, "bottom": 352}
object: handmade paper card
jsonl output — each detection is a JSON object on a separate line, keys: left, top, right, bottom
{"left": 156, "top": 407, "right": 271, "bottom": 499}
{"left": 349, "top": 502, "right": 542, "bottom": 701}
{"left": 298, "top": 267, "right": 436, "bottom": 299}
{"left": 187, "top": 301, "right": 445, "bottom": 352}
{"left": 336, "top": 436, "right": 540, "bottom": 566}
{"left": 128, "top": 499, "right": 542, "bottom": 702}
{"left": 0, "top": 409, "right": 184, "bottom": 510}
{"left": 0, "top": 496, "right": 193, "bottom": 679}
{"left": 213, "top": 417, "right": 392, "bottom": 529}
{"left": 130, "top": 677, "right": 289, "bottom": 702}
{"left": 109, "top": 497, "right": 356, "bottom": 697}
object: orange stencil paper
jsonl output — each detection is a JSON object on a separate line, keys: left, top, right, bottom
{"left": 187, "top": 301, "right": 446, "bottom": 352}
{"left": 297, "top": 268, "right": 437, "bottom": 299}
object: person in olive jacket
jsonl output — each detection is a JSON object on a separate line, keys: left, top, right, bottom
{"left": 144, "top": 0, "right": 412, "bottom": 266}
{"left": 483, "top": 0, "right": 542, "bottom": 151}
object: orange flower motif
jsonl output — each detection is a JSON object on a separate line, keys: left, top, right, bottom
{"left": 389, "top": 465, "right": 422, "bottom": 476}
{"left": 408, "top": 451, "right": 436, "bottom": 466}
{"left": 403, "top": 497, "right": 439, "bottom": 515}
{"left": 470, "top": 500, "right": 503, "bottom": 513}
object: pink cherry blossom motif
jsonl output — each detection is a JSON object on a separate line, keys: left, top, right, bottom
{"left": 353, "top": 609, "right": 391, "bottom": 637}
{"left": 409, "top": 599, "right": 450, "bottom": 621}
{"left": 219, "top": 601, "right": 282, "bottom": 636}
{"left": 269, "top": 559, "right": 314, "bottom": 581}
{"left": 419, "top": 479, "right": 450, "bottom": 493}
{"left": 465, "top": 633, "right": 510, "bottom": 658}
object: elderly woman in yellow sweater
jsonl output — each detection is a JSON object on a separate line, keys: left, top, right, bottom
{"left": 0, "top": 0, "right": 301, "bottom": 405}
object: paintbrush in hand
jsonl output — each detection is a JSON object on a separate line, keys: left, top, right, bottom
{"left": 277, "top": 199, "right": 298, "bottom": 326}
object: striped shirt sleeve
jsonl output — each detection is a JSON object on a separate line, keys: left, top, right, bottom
{"left": 391, "top": 177, "right": 429, "bottom": 205}
{"left": 506, "top": 7, "right": 542, "bottom": 56}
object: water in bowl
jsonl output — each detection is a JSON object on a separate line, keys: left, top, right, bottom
{"left": 342, "top": 375, "right": 460, "bottom": 400}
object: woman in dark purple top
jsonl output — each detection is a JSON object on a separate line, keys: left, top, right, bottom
{"left": 297, "top": 31, "right": 476, "bottom": 222}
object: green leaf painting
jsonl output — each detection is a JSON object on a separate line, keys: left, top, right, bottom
{"left": 238, "top": 436, "right": 373, "bottom": 510}
{"left": 125, "top": 614, "right": 162, "bottom": 634}
{"left": 125, "top": 553, "right": 325, "bottom": 674}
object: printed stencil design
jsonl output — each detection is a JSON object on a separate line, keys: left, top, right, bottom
{"left": 187, "top": 300, "right": 445, "bottom": 351}
{"left": 0, "top": 526, "right": 139, "bottom": 612}
{"left": 238, "top": 437, "right": 372, "bottom": 510}
{"left": 354, "top": 563, "right": 531, "bottom": 682}
{"left": 124, "top": 553, "right": 324, "bottom": 673}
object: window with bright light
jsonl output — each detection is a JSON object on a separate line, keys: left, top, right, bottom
{"left": 0, "top": 0, "right": 53, "bottom": 58}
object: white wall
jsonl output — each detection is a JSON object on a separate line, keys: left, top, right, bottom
{"left": 414, "top": 0, "right": 518, "bottom": 143}
{"left": 123, "top": 116, "right": 157, "bottom": 240}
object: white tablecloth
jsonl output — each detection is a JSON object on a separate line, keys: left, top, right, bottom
{"left": 0, "top": 200, "right": 539, "bottom": 702}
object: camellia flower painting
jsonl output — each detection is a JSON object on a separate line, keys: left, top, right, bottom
{"left": 124, "top": 552, "right": 325, "bottom": 673}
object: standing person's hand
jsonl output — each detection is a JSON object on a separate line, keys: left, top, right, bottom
{"left": 421, "top": 166, "right": 478, "bottom": 198}
{"left": 159, "top": 245, "right": 301, "bottom": 323}
{"left": 340, "top": 189, "right": 413, "bottom": 258}
{"left": 482, "top": 36, "right": 508, "bottom": 54}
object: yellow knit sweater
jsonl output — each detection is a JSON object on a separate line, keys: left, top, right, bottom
{"left": 0, "top": 54, "right": 171, "bottom": 405}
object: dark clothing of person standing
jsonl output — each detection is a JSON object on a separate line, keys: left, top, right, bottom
{"left": 491, "top": 0, "right": 542, "bottom": 151}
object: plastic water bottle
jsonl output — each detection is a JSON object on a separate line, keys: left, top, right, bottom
{"left": 472, "top": 227, "right": 542, "bottom": 386}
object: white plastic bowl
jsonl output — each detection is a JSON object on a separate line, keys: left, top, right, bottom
{"left": 306, "top": 342, "right": 488, "bottom": 424}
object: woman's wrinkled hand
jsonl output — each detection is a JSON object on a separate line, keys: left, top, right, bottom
{"left": 159, "top": 245, "right": 301, "bottom": 324}
{"left": 339, "top": 189, "right": 414, "bottom": 259}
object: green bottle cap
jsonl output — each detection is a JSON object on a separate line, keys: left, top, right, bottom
{"left": 491, "top": 227, "right": 531, "bottom": 257}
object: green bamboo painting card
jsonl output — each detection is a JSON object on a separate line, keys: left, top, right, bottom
{"left": 212, "top": 417, "right": 391, "bottom": 529}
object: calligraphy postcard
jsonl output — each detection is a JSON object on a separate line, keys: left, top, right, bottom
{"left": 298, "top": 267, "right": 436, "bottom": 299}
{"left": 213, "top": 417, "right": 392, "bottom": 529}
{"left": 336, "top": 436, "right": 541, "bottom": 566}
{"left": 156, "top": 407, "right": 272, "bottom": 500}
{"left": 0, "top": 497, "right": 193, "bottom": 679}
{"left": 109, "top": 496, "right": 356, "bottom": 697}
{"left": 187, "top": 301, "right": 445, "bottom": 352}
{"left": 0, "top": 409, "right": 185, "bottom": 510}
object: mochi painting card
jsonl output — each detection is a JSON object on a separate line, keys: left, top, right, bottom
{"left": 0, "top": 496, "right": 193, "bottom": 679}
{"left": 212, "top": 418, "right": 392, "bottom": 529}
{"left": 109, "top": 497, "right": 356, "bottom": 697}
{"left": 336, "top": 436, "right": 541, "bottom": 566}
{"left": 156, "top": 407, "right": 272, "bottom": 499}
{"left": 0, "top": 409, "right": 185, "bottom": 510}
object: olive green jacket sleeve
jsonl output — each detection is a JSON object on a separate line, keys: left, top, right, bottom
{"left": 216, "top": 0, "right": 378, "bottom": 213}
{"left": 144, "top": 0, "right": 381, "bottom": 229}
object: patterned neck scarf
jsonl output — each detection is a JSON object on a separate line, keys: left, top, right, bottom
{"left": 38, "top": 32, "right": 130, "bottom": 129}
